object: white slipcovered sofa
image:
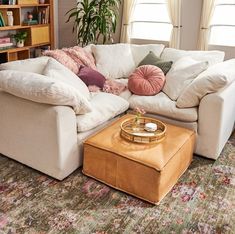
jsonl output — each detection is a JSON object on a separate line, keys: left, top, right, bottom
{"left": 0, "top": 43, "right": 234, "bottom": 180}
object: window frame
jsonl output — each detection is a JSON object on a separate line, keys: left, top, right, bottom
{"left": 130, "top": 1, "right": 172, "bottom": 42}
{"left": 209, "top": 2, "right": 235, "bottom": 47}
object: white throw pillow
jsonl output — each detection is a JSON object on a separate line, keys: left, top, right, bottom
{"left": 130, "top": 44, "right": 165, "bottom": 66}
{"left": 92, "top": 43, "right": 135, "bottom": 79}
{"left": 76, "top": 92, "right": 129, "bottom": 132}
{"left": 161, "top": 48, "right": 225, "bottom": 66}
{"left": 0, "top": 70, "right": 92, "bottom": 114}
{"left": 0, "top": 56, "right": 49, "bottom": 74}
{"left": 163, "top": 56, "right": 209, "bottom": 100}
{"left": 43, "top": 58, "right": 90, "bottom": 100}
{"left": 176, "top": 59, "right": 235, "bottom": 108}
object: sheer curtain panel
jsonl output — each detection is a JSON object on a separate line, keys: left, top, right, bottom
{"left": 198, "top": 0, "right": 216, "bottom": 50}
{"left": 167, "top": 0, "right": 182, "bottom": 48}
{"left": 120, "top": 0, "right": 136, "bottom": 43}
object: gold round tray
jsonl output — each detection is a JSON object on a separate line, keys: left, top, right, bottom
{"left": 120, "top": 117, "right": 166, "bottom": 144}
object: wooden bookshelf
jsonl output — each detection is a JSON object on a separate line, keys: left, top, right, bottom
{"left": 0, "top": 0, "right": 54, "bottom": 63}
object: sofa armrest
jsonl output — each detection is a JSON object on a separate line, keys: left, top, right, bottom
{"left": 0, "top": 91, "right": 79, "bottom": 180}
{"left": 197, "top": 81, "right": 235, "bottom": 159}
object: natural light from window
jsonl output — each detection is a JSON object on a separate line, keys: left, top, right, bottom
{"left": 131, "top": 0, "right": 172, "bottom": 41}
{"left": 209, "top": 0, "right": 235, "bottom": 46}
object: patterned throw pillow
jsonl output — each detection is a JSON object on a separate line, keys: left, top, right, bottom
{"left": 138, "top": 51, "right": 173, "bottom": 75}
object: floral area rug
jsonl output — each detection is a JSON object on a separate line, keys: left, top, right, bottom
{"left": 0, "top": 132, "right": 235, "bottom": 234}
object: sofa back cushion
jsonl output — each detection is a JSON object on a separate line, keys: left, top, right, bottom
{"left": 161, "top": 48, "right": 225, "bottom": 66}
{"left": 176, "top": 59, "right": 235, "bottom": 108}
{"left": 163, "top": 56, "right": 209, "bottom": 100}
{"left": 0, "top": 56, "right": 49, "bottom": 74}
{"left": 43, "top": 58, "right": 91, "bottom": 100}
{"left": 130, "top": 44, "right": 165, "bottom": 66}
{"left": 0, "top": 70, "right": 92, "bottom": 114}
{"left": 91, "top": 43, "right": 135, "bottom": 79}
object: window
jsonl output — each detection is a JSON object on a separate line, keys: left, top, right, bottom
{"left": 209, "top": 0, "right": 235, "bottom": 46}
{"left": 131, "top": 0, "right": 172, "bottom": 41}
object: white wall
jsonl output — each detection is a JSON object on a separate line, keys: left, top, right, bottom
{"left": 58, "top": 0, "right": 77, "bottom": 48}
{"left": 180, "top": 0, "right": 202, "bottom": 50}
{"left": 54, "top": 0, "right": 59, "bottom": 48}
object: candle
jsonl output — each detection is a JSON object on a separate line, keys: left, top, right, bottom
{"left": 144, "top": 123, "right": 157, "bottom": 132}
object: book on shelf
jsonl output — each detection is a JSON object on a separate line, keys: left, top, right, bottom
{"left": 38, "top": 6, "right": 50, "bottom": 24}
{"left": 0, "top": 0, "right": 16, "bottom": 4}
{"left": 0, "top": 42, "right": 14, "bottom": 50}
{"left": 0, "top": 12, "right": 5, "bottom": 27}
{"left": 0, "top": 37, "right": 11, "bottom": 43}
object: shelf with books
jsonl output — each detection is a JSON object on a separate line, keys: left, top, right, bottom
{"left": 0, "top": 42, "right": 50, "bottom": 53}
{"left": 0, "top": 7, "right": 20, "bottom": 27}
{"left": 19, "top": 4, "right": 50, "bottom": 7}
{"left": 0, "top": 0, "right": 17, "bottom": 5}
{"left": 0, "top": 25, "right": 28, "bottom": 30}
{"left": 0, "top": 0, "right": 54, "bottom": 63}
{"left": 0, "top": 5, "right": 20, "bottom": 9}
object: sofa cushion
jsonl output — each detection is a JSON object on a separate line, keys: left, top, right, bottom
{"left": 92, "top": 43, "right": 135, "bottom": 79}
{"left": 76, "top": 92, "right": 129, "bottom": 132}
{"left": 177, "top": 59, "right": 235, "bottom": 108}
{"left": 161, "top": 48, "right": 225, "bottom": 66}
{"left": 0, "top": 56, "right": 49, "bottom": 74}
{"left": 0, "top": 70, "right": 92, "bottom": 114}
{"left": 43, "top": 58, "right": 91, "bottom": 100}
{"left": 130, "top": 44, "right": 165, "bottom": 66}
{"left": 129, "top": 92, "right": 198, "bottom": 122}
{"left": 163, "top": 57, "right": 209, "bottom": 100}
{"left": 138, "top": 51, "right": 173, "bottom": 75}
{"left": 128, "top": 65, "right": 165, "bottom": 96}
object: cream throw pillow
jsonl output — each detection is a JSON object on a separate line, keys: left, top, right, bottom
{"left": 0, "top": 70, "right": 92, "bottom": 114}
{"left": 92, "top": 43, "right": 135, "bottom": 79}
{"left": 163, "top": 57, "right": 209, "bottom": 100}
{"left": 43, "top": 58, "right": 91, "bottom": 100}
{"left": 176, "top": 59, "right": 235, "bottom": 108}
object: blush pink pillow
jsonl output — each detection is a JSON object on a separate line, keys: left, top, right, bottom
{"left": 128, "top": 65, "right": 166, "bottom": 96}
{"left": 43, "top": 50, "right": 79, "bottom": 74}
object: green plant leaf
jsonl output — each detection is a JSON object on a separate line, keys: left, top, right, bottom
{"left": 66, "top": 0, "right": 120, "bottom": 46}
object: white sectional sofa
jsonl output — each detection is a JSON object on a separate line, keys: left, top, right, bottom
{"left": 0, "top": 43, "right": 234, "bottom": 180}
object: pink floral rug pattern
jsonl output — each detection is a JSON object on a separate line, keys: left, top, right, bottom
{"left": 0, "top": 132, "right": 234, "bottom": 233}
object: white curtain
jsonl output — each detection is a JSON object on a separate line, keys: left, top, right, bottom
{"left": 197, "top": 0, "right": 216, "bottom": 50}
{"left": 167, "top": 0, "right": 182, "bottom": 49}
{"left": 120, "top": 0, "right": 136, "bottom": 43}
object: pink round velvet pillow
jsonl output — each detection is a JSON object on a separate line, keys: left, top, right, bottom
{"left": 128, "top": 65, "right": 166, "bottom": 96}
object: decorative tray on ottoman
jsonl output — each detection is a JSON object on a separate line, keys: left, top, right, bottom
{"left": 120, "top": 116, "right": 166, "bottom": 144}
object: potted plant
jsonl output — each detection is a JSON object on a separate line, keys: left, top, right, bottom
{"left": 13, "top": 31, "right": 28, "bottom": 48}
{"left": 66, "top": 0, "right": 121, "bottom": 46}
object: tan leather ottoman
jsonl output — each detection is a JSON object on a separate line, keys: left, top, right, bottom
{"left": 83, "top": 114, "right": 195, "bottom": 204}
